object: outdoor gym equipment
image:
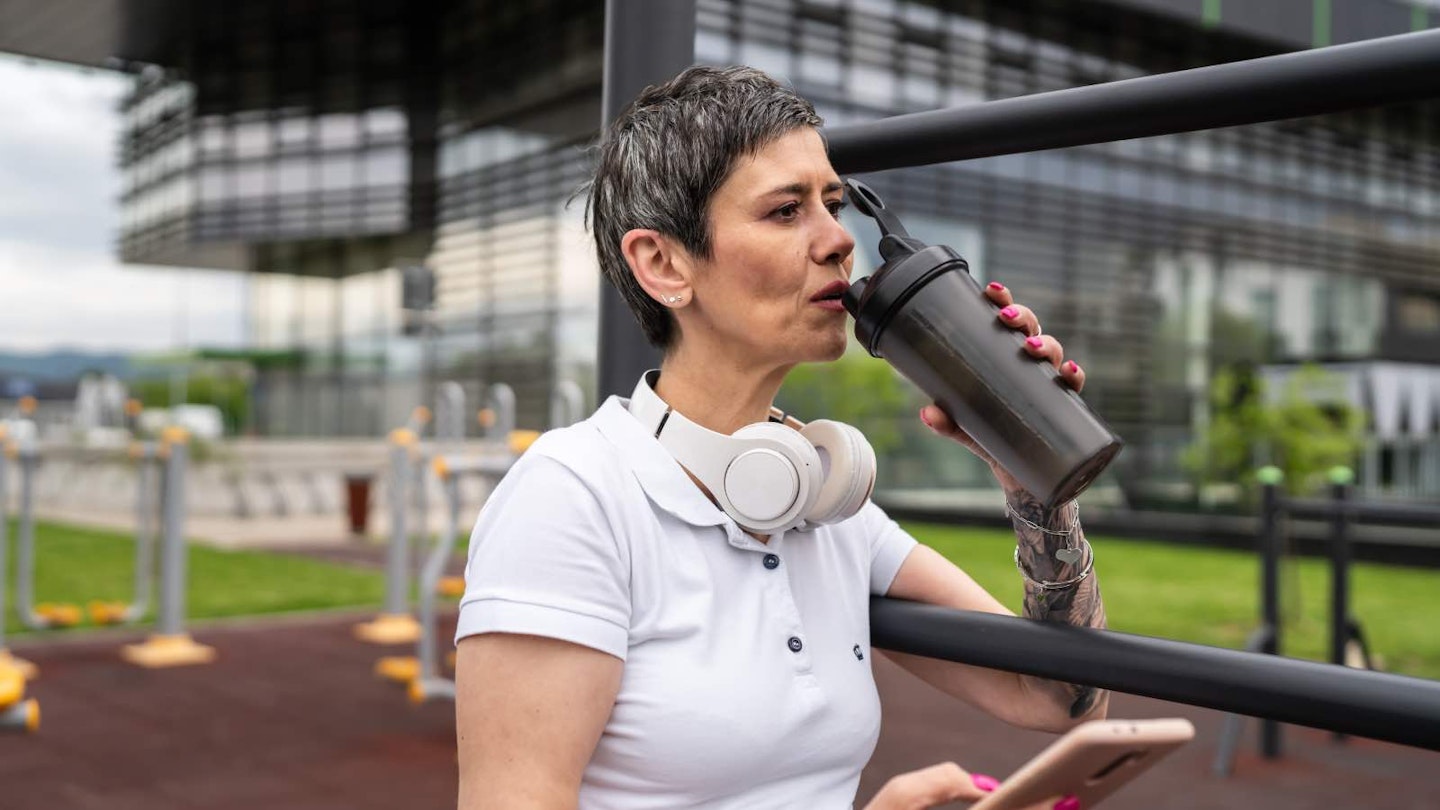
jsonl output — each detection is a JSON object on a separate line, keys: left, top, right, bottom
{"left": 13, "top": 430, "right": 81, "bottom": 629}
{"left": 475, "top": 383, "right": 514, "bottom": 443}
{"left": 120, "top": 426, "right": 216, "bottom": 668}
{"left": 87, "top": 441, "right": 160, "bottom": 625}
{"left": 407, "top": 452, "right": 515, "bottom": 704}
{"left": 369, "top": 390, "right": 466, "bottom": 678}
{"left": 650, "top": 19, "right": 1440, "bottom": 762}
{"left": 0, "top": 427, "right": 40, "bottom": 732}
{"left": 478, "top": 382, "right": 541, "bottom": 454}
{"left": 432, "top": 380, "right": 564, "bottom": 600}
{"left": 550, "top": 380, "right": 585, "bottom": 429}
{"left": 590, "top": 8, "right": 1440, "bottom": 763}
{"left": 369, "top": 382, "right": 540, "bottom": 686}
{"left": 355, "top": 424, "right": 424, "bottom": 649}
{"left": 1214, "top": 466, "right": 1440, "bottom": 772}
{"left": 432, "top": 384, "right": 468, "bottom": 599}
{"left": 435, "top": 382, "right": 466, "bottom": 448}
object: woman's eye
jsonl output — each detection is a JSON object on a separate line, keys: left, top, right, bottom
{"left": 773, "top": 202, "right": 801, "bottom": 221}
{"left": 827, "top": 200, "right": 848, "bottom": 220}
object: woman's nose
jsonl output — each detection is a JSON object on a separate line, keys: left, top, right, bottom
{"left": 814, "top": 212, "right": 856, "bottom": 267}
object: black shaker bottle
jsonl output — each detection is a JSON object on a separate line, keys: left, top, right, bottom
{"left": 841, "top": 180, "right": 1122, "bottom": 511}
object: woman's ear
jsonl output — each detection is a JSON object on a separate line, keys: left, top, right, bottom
{"left": 621, "top": 228, "right": 692, "bottom": 307}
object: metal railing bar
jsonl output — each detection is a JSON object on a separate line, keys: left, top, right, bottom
{"left": 827, "top": 28, "right": 1440, "bottom": 175}
{"left": 870, "top": 597, "right": 1440, "bottom": 751}
{"left": 1284, "top": 498, "right": 1440, "bottom": 526}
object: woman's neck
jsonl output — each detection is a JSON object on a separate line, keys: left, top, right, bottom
{"left": 653, "top": 346, "right": 791, "bottom": 436}
{"left": 653, "top": 344, "right": 793, "bottom": 544}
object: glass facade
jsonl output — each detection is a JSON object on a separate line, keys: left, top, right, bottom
{"left": 111, "top": 0, "right": 1440, "bottom": 502}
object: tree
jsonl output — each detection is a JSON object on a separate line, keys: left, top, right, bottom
{"left": 778, "top": 344, "right": 911, "bottom": 457}
{"left": 1184, "top": 363, "right": 1364, "bottom": 498}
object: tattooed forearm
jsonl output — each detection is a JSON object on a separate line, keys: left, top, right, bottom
{"left": 1007, "top": 488, "right": 1108, "bottom": 719}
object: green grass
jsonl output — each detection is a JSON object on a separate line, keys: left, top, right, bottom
{"left": 4, "top": 520, "right": 385, "bottom": 636}
{"left": 6, "top": 519, "right": 1439, "bottom": 682}
{"left": 905, "top": 522, "right": 1440, "bottom": 681}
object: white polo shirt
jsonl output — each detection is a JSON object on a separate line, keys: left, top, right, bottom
{"left": 455, "top": 395, "right": 919, "bottom": 809}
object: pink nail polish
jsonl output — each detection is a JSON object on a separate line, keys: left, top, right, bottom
{"left": 987, "top": 282, "right": 1005, "bottom": 291}
{"left": 919, "top": 408, "right": 932, "bottom": 427}
{"left": 971, "top": 774, "right": 999, "bottom": 793}
{"left": 1066, "top": 361, "right": 1079, "bottom": 373}
{"left": 1053, "top": 795, "right": 1080, "bottom": 810}
{"left": 1026, "top": 336, "right": 1044, "bottom": 349}
{"left": 1000, "top": 306, "right": 1018, "bottom": 319}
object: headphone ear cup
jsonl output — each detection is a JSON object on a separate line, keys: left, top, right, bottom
{"left": 799, "top": 420, "right": 877, "bottom": 526}
{"left": 727, "top": 423, "right": 824, "bottom": 529}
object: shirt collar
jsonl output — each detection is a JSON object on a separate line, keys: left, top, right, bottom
{"left": 591, "top": 394, "right": 730, "bottom": 529}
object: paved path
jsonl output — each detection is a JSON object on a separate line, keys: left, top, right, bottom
{"left": 2, "top": 613, "right": 1436, "bottom": 809}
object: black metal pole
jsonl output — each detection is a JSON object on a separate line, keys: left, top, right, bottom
{"left": 596, "top": 0, "right": 695, "bottom": 400}
{"left": 869, "top": 598, "right": 1440, "bottom": 752}
{"left": 1328, "top": 477, "right": 1357, "bottom": 747}
{"left": 1259, "top": 480, "right": 1283, "bottom": 758}
{"left": 826, "top": 28, "right": 1440, "bottom": 175}
{"left": 1261, "top": 482, "right": 1282, "bottom": 651}
{"left": 1330, "top": 480, "right": 1352, "bottom": 674}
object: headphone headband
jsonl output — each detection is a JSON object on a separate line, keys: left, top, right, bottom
{"left": 629, "top": 371, "right": 816, "bottom": 529}
{"left": 627, "top": 371, "right": 875, "bottom": 534}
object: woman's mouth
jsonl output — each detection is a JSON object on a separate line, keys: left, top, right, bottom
{"left": 810, "top": 280, "right": 849, "bottom": 312}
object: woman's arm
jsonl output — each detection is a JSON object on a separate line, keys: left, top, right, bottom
{"left": 456, "top": 633, "right": 623, "bottom": 810}
{"left": 1006, "top": 488, "right": 1108, "bottom": 719}
{"left": 879, "top": 281, "right": 1108, "bottom": 732}
{"left": 881, "top": 494, "right": 1109, "bottom": 733}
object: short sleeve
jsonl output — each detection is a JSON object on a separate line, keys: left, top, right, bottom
{"left": 858, "top": 500, "right": 918, "bottom": 595}
{"left": 454, "top": 454, "right": 631, "bottom": 660}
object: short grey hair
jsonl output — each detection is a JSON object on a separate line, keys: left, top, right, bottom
{"left": 586, "top": 65, "right": 824, "bottom": 350}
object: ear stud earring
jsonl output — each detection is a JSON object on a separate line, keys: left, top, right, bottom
{"left": 666, "top": 295, "right": 684, "bottom": 304}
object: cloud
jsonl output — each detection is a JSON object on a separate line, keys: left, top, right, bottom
{"left": 0, "top": 56, "right": 126, "bottom": 253}
{"left": 0, "top": 55, "right": 245, "bottom": 352}
{"left": 0, "top": 239, "right": 245, "bottom": 352}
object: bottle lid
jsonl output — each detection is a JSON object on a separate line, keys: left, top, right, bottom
{"left": 841, "top": 180, "right": 970, "bottom": 356}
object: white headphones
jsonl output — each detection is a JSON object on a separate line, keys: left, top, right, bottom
{"left": 628, "top": 371, "right": 877, "bottom": 534}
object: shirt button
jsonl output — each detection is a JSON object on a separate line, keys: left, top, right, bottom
{"left": 763, "top": 553, "right": 780, "bottom": 570}
{"left": 787, "top": 636, "right": 803, "bottom": 653}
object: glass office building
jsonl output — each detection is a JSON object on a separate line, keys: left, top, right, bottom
{"left": 11, "top": 0, "right": 1439, "bottom": 503}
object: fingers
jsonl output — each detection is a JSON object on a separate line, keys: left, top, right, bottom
{"left": 996, "top": 303, "right": 1042, "bottom": 338}
{"left": 919, "top": 404, "right": 997, "bottom": 468}
{"left": 984, "top": 281, "right": 1013, "bottom": 308}
{"left": 863, "top": 762, "right": 996, "bottom": 810}
{"left": 1022, "top": 334, "right": 1064, "bottom": 370}
{"left": 1060, "top": 359, "right": 1086, "bottom": 393}
{"left": 918, "top": 404, "right": 959, "bottom": 438}
{"left": 991, "top": 281, "right": 1086, "bottom": 395}
{"left": 1020, "top": 339, "right": 1085, "bottom": 392}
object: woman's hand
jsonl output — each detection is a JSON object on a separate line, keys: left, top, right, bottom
{"left": 862, "top": 762, "right": 1078, "bottom": 810}
{"left": 917, "top": 281, "right": 1085, "bottom": 492}
{"left": 862, "top": 762, "right": 995, "bottom": 809}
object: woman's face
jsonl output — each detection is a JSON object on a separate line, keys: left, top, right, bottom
{"left": 680, "top": 127, "right": 856, "bottom": 368}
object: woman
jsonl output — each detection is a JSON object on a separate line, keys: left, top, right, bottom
{"left": 454, "top": 66, "right": 1107, "bottom": 810}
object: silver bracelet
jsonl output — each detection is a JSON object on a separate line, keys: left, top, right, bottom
{"left": 1014, "top": 536, "right": 1095, "bottom": 591}
{"left": 1004, "top": 499, "right": 1079, "bottom": 536}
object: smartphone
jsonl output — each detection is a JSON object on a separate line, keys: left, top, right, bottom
{"left": 969, "top": 718, "right": 1195, "bottom": 810}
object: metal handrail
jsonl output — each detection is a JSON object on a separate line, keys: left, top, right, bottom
{"left": 870, "top": 598, "right": 1440, "bottom": 751}
{"left": 1284, "top": 497, "right": 1440, "bottom": 526}
{"left": 826, "top": 28, "right": 1440, "bottom": 174}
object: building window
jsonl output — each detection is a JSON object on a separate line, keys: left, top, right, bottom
{"left": 1397, "top": 293, "right": 1440, "bottom": 335}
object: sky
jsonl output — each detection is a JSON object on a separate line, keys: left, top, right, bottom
{"left": 0, "top": 54, "right": 246, "bottom": 355}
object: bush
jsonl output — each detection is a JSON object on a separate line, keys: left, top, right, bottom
{"left": 778, "top": 346, "right": 911, "bottom": 456}
{"left": 1184, "top": 363, "right": 1364, "bottom": 498}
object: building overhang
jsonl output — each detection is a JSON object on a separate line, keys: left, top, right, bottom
{"left": 0, "top": 0, "right": 184, "bottom": 70}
